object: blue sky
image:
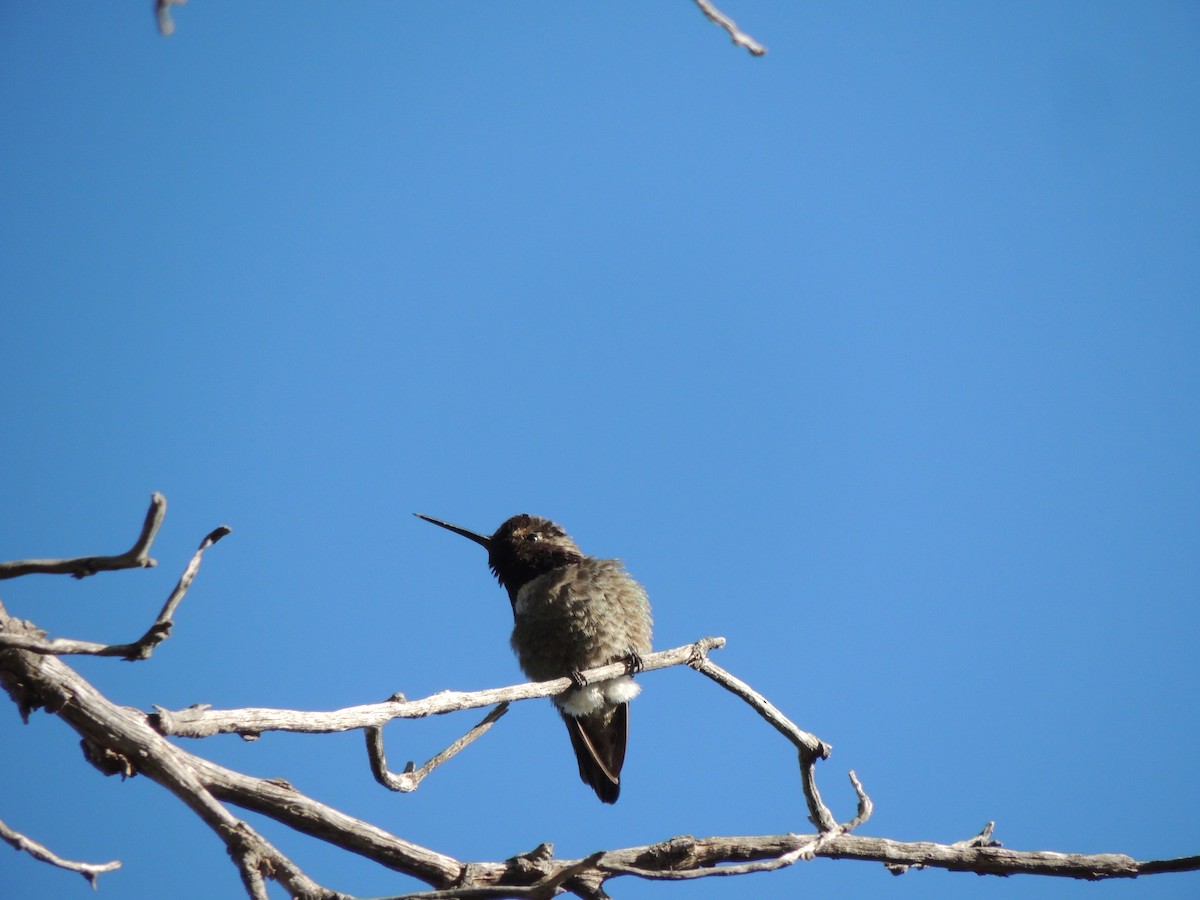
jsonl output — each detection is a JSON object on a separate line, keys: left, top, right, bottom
{"left": 2, "top": 2, "right": 1198, "bottom": 898}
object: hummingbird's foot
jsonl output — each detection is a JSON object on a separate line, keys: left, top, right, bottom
{"left": 625, "top": 650, "right": 645, "bottom": 674}
{"left": 569, "top": 668, "right": 589, "bottom": 689}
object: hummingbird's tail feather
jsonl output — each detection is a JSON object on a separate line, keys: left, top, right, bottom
{"left": 561, "top": 703, "right": 628, "bottom": 804}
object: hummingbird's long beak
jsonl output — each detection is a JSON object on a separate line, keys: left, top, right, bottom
{"left": 414, "top": 513, "right": 492, "bottom": 549}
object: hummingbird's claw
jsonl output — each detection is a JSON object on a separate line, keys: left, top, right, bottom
{"left": 569, "top": 668, "right": 589, "bottom": 689}
{"left": 625, "top": 650, "right": 645, "bottom": 674}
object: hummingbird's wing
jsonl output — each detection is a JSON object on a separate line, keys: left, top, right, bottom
{"left": 561, "top": 703, "right": 628, "bottom": 804}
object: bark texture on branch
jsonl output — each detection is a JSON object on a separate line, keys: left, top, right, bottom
{"left": 4, "top": 599, "right": 1197, "bottom": 897}
{"left": 692, "top": 0, "right": 766, "bottom": 55}
{"left": 0, "top": 816, "right": 121, "bottom": 888}
{"left": 149, "top": 638, "right": 728, "bottom": 739}
{"left": 0, "top": 492, "right": 167, "bottom": 580}
{"left": 2, "top": 495, "right": 1197, "bottom": 897}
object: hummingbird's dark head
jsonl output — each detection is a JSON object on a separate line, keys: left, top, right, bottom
{"left": 488, "top": 514, "right": 585, "bottom": 592}
{"left": 414, "top": 513, "right": 585, "bottom": 602}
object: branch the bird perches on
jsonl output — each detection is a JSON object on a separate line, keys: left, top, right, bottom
{"left": 2, "top": 494, "right": 1197, "bottom": 898}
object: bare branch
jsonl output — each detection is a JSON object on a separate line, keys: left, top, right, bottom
{"left": 448, "top": 831, "right": 1200, "bottom": 893}
{"left": 151, "top": 637, "right": 727, "bottom": 739}
{"left": 121, "top": 524, "right": 231, "bottom": 659}
{"left": 688, "top": 654, "right": 837, "bottom": 829}
{"left": 586, "top": 832, "right": 1200, "bottom": 885}
{"left": 1139, "top": 854, "right": 1200, "bottom": 875}
{"left": 841, "top": 770, "right": 873, "bottom": 832}
{"left": 368, "top": 703, "right": 510, "bottom": 792}
{"left": 600, "top": 769, "right": 876, "bottom": 883}
{"left": 691, "top": 0, "right": 766, "bottom": 56}
{"left": 191, "top": 752, "right": 464, "bottom": 887}
{"left": 232, "top": 839, "right": 271, "bottom": 900}
{"left": 151, "top": 0, "right": 764, "bottom": 58}
{"left": 0, "top": 816, "right": 121, "bottom": 888}
{"left": 799, "top": 747, "right": 838, "bottom": 832}
{"left": 689, "top": 655, "right": 828, "bottom": 757}
{"left": 0, "top": 492, "right": 166, "bottom": 580}
{"left": 0, "top": 599, "right": 453, "bottom": 894}
{"left": 886, "top": 820, "right": 1001, "bottom": 875}
{"left": 597, "top": 837, "right": 812, "bottom": 881}
{"left": 0, "top": 524, "right": 230, "bottom": 661}
{"left": 0, "top": 629, "right": 112, "bottom": 657}
{"left": 3, "top": 502, "right": 1197, "bottom": 896}
{"left": 156, "top": 0, "right": 187, "bottom": 36}
{"left": 822, "top": 831, "right": 1167, "bottom": 879}
{"left": 4, "top": 595, "right": 1200, "bottom": 895}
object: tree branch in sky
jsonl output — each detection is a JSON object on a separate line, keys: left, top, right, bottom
{"left": 2, "top": 496, "right": 1197, "bottom": 897}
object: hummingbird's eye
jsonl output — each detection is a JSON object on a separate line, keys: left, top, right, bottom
{"left": 525, "top": 532, "right": 542, "bottom": 542}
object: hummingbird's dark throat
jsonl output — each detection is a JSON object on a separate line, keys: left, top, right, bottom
{"left": 486, "top": 542, "right": 586, "bottom": 597}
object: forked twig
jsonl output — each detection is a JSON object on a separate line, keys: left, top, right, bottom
{"left": 368, "top": 702, "right": 510, "bottom": 792}
{"left": 0, "top": 524, "right": 230, "bottom": 661}
{"left": 0, "top": 493, "right": 167, "bottom": 580}
{"left": 0, "top": 817, "right": 121, "bottom": 888}
{"left": 688, "top": 654, "right": 838, "bottom": 830}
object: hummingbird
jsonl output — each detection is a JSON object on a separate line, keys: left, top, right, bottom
{"left": 415, "top": 512, "right": 653, "bottom": 803}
